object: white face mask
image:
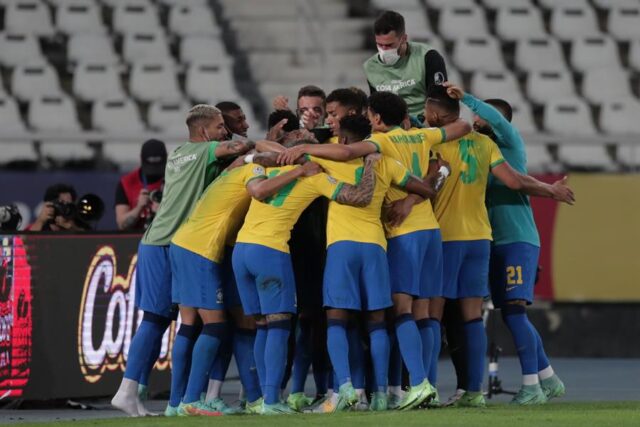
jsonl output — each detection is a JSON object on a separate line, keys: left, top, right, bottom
{"left": 377, "top": 45, "right": 401, "bottom": 65}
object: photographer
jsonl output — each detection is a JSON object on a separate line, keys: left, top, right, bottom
{"left": 28, "top": 184, "right": 89, "bottom": 231}
{"left": 115, "top": 139, "right": 167, "bottom": 231}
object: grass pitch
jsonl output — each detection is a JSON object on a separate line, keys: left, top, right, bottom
{"left": 15, "top": 402, "right": 640, "bottom": 427}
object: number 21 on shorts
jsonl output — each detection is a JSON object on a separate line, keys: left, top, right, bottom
{"left": 506, "top": 265, "right": 523, "bottom": 285}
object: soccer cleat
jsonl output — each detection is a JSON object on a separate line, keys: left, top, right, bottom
{"left": 261, "top": 402, "right": 298, "bottom": 415}
{"left": 369, "top": 391, "right": 388, "bottom": 411}
{"left": 453, "top": 391, "right": 486, "bottom": 408}
{"left": 335, "top": 383, "right": 358, "bottom": 411}
{"left": 138, "top": 384, "right": 149, "bottom": 401}
{"left": 541, "top": 374, "right": 565, "bottom": 400}
{"left": 179, "top": 401, "right": 223, "bottom": 416}
{"left": 286, "top": 392, "right": 314, "bottom": 411}
{"left": 396, "top": 379, "right": 436, "bottom": 410}
{"left": 244, "top": 398, "right": 263, "bottom": 415}
{"left": 351, "top": 400, "right": 370, "bottom": 412}
{"left": 510, "top": 384, "right": 547, "bottom": 405}
{"left": 205, "top": 397, "right": 243, "bottom": 415}
{"left": 444, "top": 388, "right": 466, "bottom": 407}
{"left": 304, "top": 395, "right": 332, "bottom": 413}
{"left": 164, "top": 404, "right": 179, "bottom": 417}
{"left": 427, "top": 389, "right": 441, "bottom": 408}
{"left": 388, "top": 392, "right": 403, "bottom": 410}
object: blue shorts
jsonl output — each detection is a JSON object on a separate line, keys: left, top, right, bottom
{"left": 442, "top": 240, "right": 491, "bottom": 299}
{"left": 135, "top": 242, "right": 175, "bottom": 319}
{"left": 222, "top": 246, "right": 242, "bottom": 308}
{"left": 169, "top": 244, "right": 224, "bottom": 310}
{"left": 232, "top": 243, "right": 297, "bottom": 316}
{"left": 323, "top": 241, "right": 392, "bottom": 311}
{"left": 489, "top": 242, "right": 540, "bottom": 308}
{"left": 387, "top": 229, "right": 443, "bottom": 299}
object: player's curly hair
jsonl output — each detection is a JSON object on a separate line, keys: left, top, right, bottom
{"left": 426, "top": 85, "right": 460, "bottom": 116}
{"left": 327, "top": 88, "right": 367, "bottom": 115}
{"left": 368, "top": 91, "right": 407, "bottom": 127}
{"left": 267, "top": 109, "right": 299, "bottom": 132}
{"left": 339, "top": 115, "right": 372, "bottom": 142}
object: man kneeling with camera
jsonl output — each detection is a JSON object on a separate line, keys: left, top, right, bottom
{"left": 28, "top": 183, "right": 90, "bottom": 232}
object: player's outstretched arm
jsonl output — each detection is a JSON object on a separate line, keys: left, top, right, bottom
{"left": 439, "top": 118, "right": 472, "bottom": 142}
{"left": 491, "top": 162, "right": 575, "bottom": 205}
{"left": 247, "top": 162, "right": 322, "bottom": 201}
{"left": 334, "top": 153, "right": 379, "bottom": 207}
{"left": 277, "top": 141, "right": 378, "bottom": 165}
{"left": 256, "top": 139, "right": 286, "bottom": 153}
{"left": 214, "top": 139, "right": 255, "bottom": 159}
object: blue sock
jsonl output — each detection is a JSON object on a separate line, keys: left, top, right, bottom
{"left": 327, "top": 319, "right": 350, "bottom": 386}
{"left": 234, "top": 328, "right": 262, "bottom": 403}
{"left": 168, "top": 324, "right": 198, "bottom": 407}
{"left": 254, "top": 324, "right": 268, "bottom": 393}
{"left": 263, "top": 319, "right": 291, "bottom": 404}
{"left": 502, "top": 306, "right": 538, "bottom": 375}
{"left": 348, "top": 324, "right": 365, "bottom": 390}
{"left": 291, "top": 318, "right": 313, "bottom": 393}
{"left": 209, "top": 325, "right": 234, "bottom": 383}
{"left": 183, "top": 323, "right": 225, "bottom": 403}
{"left": 139, "top": 338, "right": 162, "bottom": 387}
{"left": 388, "top": 331, "right": 403, "bottom": 387}
{"left": 423, "top": 318, "right": 440, "bottom": 386}
{"left": 124, "top": 312, "right": 170, "bottom": 382}
{"left": 464, "top": 318, "right": 487, "bottom": 392}
{"left": 368, "top": 321, "right": 390, "bottom": 393}
{"left": 395, "top": 313, "right": 426, "bottom": 386}
{"left": 529, "top": 320, "right": 551, "bottom": 371}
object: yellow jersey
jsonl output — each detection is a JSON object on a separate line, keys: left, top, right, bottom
{"left": 432, "top": 132, "right": 505, "bottom": 242}
{"left": 235, "top": 165, "right": 344, "bottom": 253}
{"left": 328, "top": 136, "right": 339, "bottom": 144}
{"left": 171, "top": 163, "right": 267, "bottom": 262}
{"left": 366, "top": 126, "right": 444, "bottom": 238}
{"left": 309, "top": 154, "right": 412, "bottom": 250}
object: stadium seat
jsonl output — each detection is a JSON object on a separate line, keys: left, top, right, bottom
{"left": 168, "top": 4, "right": 220, "bottom": 37}
{"left": 92, "top": 97, "right": 145, "bottom": 132}
{"left": 495, "top": 6, "right": 547, "bottom": 41}
{"left": 180, "top": 36, "right": 230, "bottom": 65}
{"left": 147, "top": 99, "right": 190, "bottom": 133}
{"left": 426, "top": 0, "right": 476, "bottom": 9}
{"left": 371, "top": 0, "right": 423, "bottom": 11}
{"left": 628, "top": 40, "right": 640, "bottom": 71}
{"left": 453, "top": 37, "right": 505, "bottom": 72}
{"left": 102, "top": 140, "right": 144, "bottom": 167}
{"left": 607, "top": 5, "right": 640, "bottom": 41}
{"left": 582, "top": 68, "right": 632, "bottom": 104}
{"left": 112, "top": 1, "right": 161, "bottom": 34}
{"left": 470, "top": 71, "right": 525, "bottom": 105}
{"left": 592, "top": 0, "right": 639, "bottom": 10}
{"left": 11, "top": 62, "right": 63, "bottom": 101}
{"left": 67, "top": 34, "right": 120, "bottom": 65}
{"left": 0, "top": 96, "right": 28, "bottom": 134}
{"left": 570, "top": 36, "right": 622, "bottom": 71}
{"left": 550, "top": 5, "right": 602, "bottom": 42}
{"left": 482, "top": 0, "right": 531, "bottom": 9}
{"left": 599, "top": 99, "right": 640, "bottom": 134}
{"left": 557, "top": 145, "right": 614, "bottom": 170}
{"left": 511, "top": 100, "right": 538, "bottom": 134}
{"left": 73, "top": 62, "right": 124, "bottom": 102}
{"left": 186, "top": 62, "right": 239, "bottom": 103}
{"left": 401, "top": 9, "right": 435, "bottom": 40}
{"left": 129, "top": 62, "right": 182, "bottom": 103}
{"left": 515, "top": 38, "right": 567, "bottom": 72}
{"left": 438, "top": 5, "right": 488, "bottom": 40}
{"left": 526, "top": 69, "right": 576, "bottom": 105}
{"left": 48, "top": 0, "right": 97, "bottom": 6}
{"left": 56, "top": 1, "right": 106, "bottom": 35}
{"left": 122, "top": 31, "right": 172, "bottom": 65}
{"left": 538, "top": 0, "right": 591, "bottom": 10}
{"left": 616, "top": 144, "right": 640, "bottom": 168}
{"left": 4, "top": 1, "right": 55, "bottom": 37}
{"left": 0, "top": 33, "right": 45, "bottom": 67}
{"left": 220, "top": 0, "right": 348, "bottom": 19}
{"left": 38, "top": 140, "right": 94, "bottom": 160}
{"left": 101, "top": 0, "right": 152, "bottom": 6}
{"left": 543, "top": 97, "right": 597, "bottom": 136}
{"left": 29, "top": 95, "right": 81, "bottom": 132}
{"left": 524, "top": 144, "right": 554, "bottom": 173}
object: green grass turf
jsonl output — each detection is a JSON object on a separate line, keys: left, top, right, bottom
{"left": 15, "top": 402, "right": 640, "bottom": 427}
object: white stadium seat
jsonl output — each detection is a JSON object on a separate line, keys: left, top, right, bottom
{"left": 39, "top": 141, "right": 94, "bottom": 160}
{"left": 616, "top": 144, "right": 640, "bottom": 168}
{"left": 592, "top": 0, "right": 639, "bottom": 10}
{"left": 426, "top": 0, "right": 476, "bottom": 9}
{"left": 92, "top": 97, "right": 145, "bottom": 132}
{"left": 4, "top": 1, "right": 55, "bottom": 37}
{"left": 371, "top": 0, "right": 423, "bottom": 10}
{"left": 11, "top": 62, "right": 62, "bottom": 101}
{"left": 73, "top": 62, "right": 124, "bottom": 102}
{"left": 607, "top": 5, "right": 640, "bottom": 41}
{"left": 401, "top": 9, "right": 435, "bottom": 40}
{"left": 0, "top": 96, "right": 28, "bottom": 133}
{"left": 495, "top": 6, "right": 547, "bottom": 41}
{"left": 470, "top": 71, "right": 525, "bottom": 105}
{"left": 0, "top": 33, "right": 45, "bottom": 67}
{"left": 628, "top": 40, "right": 640, "bottom": 71}
{"left": 29, "top": 95, "right": 80, "bottom": 132}
{"left": 515, "top": 38, "right": 566, "bottom": 72}
{"left": 570, "top": 36, "right": 622, "bottom": 71}
{"left": 511, "top": 101, "right": 538, "bottom": 134}
{"left": 550, "top": 6, "right": 602, "bottom": 42}
{"left": 453, "top": 37, "right": 505, "bottom": 72}
{"left": 526, "top": 69, "right": 576, "bottom": 105}
{"left": 56, "top": 1, "right": 106, "bottom": 35}
{"left": 438, "top": 5, "right": 489, "bottom": 40}
{"left": 129, "top": 63, "right": 182, "bottom": 102}
{"left": 180, "top": 36, "right": 230, "bottom": 65}
{"left": 168, "top": 5, "right": 220, "bottom": 37}
{"left": 543, "top": 97, "right": 597, "bottom": 136}
{"left": 582, "top": 68, "right": 632, "bottom": 104}
{"left": 158, "top": 0, "right": 208, "bottom": 6}
{"left": 67, "top": 34, "right": 120, "bottom": 65}
{"left": 122, "top": 31, "right": 172, "bottom": 65}
{"left": 186, "top": 62, "right": 238, "bottom": 103}
{"left": 557, "top": 145, "right": 613, "bottom": 170}
{"left": 538, "top": 0, "right": 591, "bottom": 10}
{"left": 482, "top": 0, "right": 531, "bottom": 9}
{"left": 112, "top": 1, "right": 161, "bottom": 34}
{"left": 148, "top": 99, "right": 190, "bottom": 133}
{"left": 599, "top": 99, "right": 640, "bottom": 134}
{"left": 524, "top": 144, "right": 554, "bottom": 173}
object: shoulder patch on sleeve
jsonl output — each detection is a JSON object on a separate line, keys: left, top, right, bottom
{"left": 326, "top": 175, "right": 338, "bottom": 185}
{"left": 253, "top": 165, "right": 266, "bottom": 176}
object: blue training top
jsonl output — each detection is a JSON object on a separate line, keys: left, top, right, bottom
{"left": 461, "top": 93, "right": 540, "bottom": 247}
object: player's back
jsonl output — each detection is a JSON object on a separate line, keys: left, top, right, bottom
{"left": 432, "top": 131, "right": 505, "bottom": 242}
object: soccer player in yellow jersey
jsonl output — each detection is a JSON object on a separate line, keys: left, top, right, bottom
{"left": 423, "top": 85, "right": 574, "bottom": 407}
{"left": 232, "top": 152, "right": 380, "bottom": 415}
{"left": 324, "top": 88, "right": 368, "bottom": 144}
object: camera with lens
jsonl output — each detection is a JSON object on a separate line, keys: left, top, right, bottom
{"left": 0, "top": 204, "right": 22, "bottom": 231}
{"left": 51, "top": 200, "right": 77, "bottom": 219}
{"left": 149, "top": 190, "right": 163, "bottom": 204}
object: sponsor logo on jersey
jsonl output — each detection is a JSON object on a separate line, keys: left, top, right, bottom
{"left": 375, "top": 78, "right": 417, "bottom": 93}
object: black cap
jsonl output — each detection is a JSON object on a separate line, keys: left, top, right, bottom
{"left": 140, "top": 139, "right": 167, "bottom": 176}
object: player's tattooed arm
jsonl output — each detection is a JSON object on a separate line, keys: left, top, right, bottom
{"left": 247, "top": 162, "right": 322, "bottom": 201}
{"left": 491, "top": 162, "right": 575, "bottom": 205}
{"left": 214, "top": 139, "right": 255, "bottom": 158}
{"left": 277, "top": 141, "right": 377, "bottom": 164}
{"left": 334, "top": 153, "right": 379, "bottom": 207}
